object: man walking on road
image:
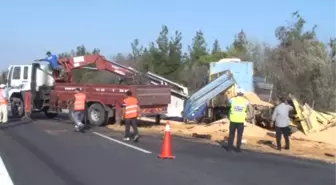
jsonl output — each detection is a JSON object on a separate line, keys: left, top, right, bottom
{"left": 271, "top": 97, "right": 293, "bottom": 151}
{"left": 0, "top": 84, "right": 8, "bottom": 124}
{"left": 227, "top": 88, "right": 251, "bottom": 152}
{"left": 72, "top": 88, "right": 86, "bottom": 132}
{"left": 122, "top": 90, "right": 140, "bottom": 142}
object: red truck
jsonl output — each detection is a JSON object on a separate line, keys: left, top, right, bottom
{"left": 7, "top": 55, "right": 171, "bottom": 126}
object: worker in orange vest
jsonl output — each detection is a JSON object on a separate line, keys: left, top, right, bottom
{"left": 0, "top": 84, "right": 8, "bottom": 124}
{"left": 21, "top": 91, "right": 32, "bottom": 120}
{"left": 72, "top": 88, "right": 86, "bottom": 132}
{"left": 122, "top": 90, "right": 140, "bottom": 142}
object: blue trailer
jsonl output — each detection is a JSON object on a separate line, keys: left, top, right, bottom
{"left": 182, "top": 70, "right": 235, "bottom": 121}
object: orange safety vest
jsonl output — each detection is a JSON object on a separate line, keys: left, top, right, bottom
{"left": 0, "top": 89, "right": 8, "bottom": 105}
{"left": 24, "top": 91, "right": 32, "bottom": 112}
{"left": 123, "top": 97, "right": 139, "bottom": 119}
{"left": 74, "top": 93, "right": 86, "bottom": 111}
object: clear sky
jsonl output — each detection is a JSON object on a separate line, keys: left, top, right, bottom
{"left": 0, "top": 0, "right": 335, "bottom": 70}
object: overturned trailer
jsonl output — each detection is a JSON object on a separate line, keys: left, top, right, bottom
{"left": 145, "top": 72, "right": 189, "bottom": 118}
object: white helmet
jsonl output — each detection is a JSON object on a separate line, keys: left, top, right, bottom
{"left": 236, "top": 88, "right": 245, "bottom": 95}
{"left": 0, "top": 84, "right": 6, "bottom": 88}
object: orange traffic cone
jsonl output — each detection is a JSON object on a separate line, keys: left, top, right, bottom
{"left": 158, "top": 122, "right": 175, "bottom": 159}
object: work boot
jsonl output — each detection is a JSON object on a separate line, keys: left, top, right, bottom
{"left": 21, "top": 116, "right": 31, "bottom": 121}
{"left": 74, "top": 125, "right": 84, "bottom": 132}
{"left": 123, "top": 137, "right": 130, "bottom": 141}
{"left": 133, "top": 135, "right": 139, "bottom": 142}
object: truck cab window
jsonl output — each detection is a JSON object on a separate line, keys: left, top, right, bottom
{"left": 23, "top": 66, "right": 29, "bottom": 79}
{"left": 13, "top": 67, "right": 21, "bottom": 79}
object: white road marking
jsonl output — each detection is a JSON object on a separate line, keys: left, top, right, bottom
{"left": 0, "top": 155, "right": 14, "bottom": 185}
{"left": 92, "top": 132, "right": 152, "bottom": 154}
{"left": 45, "top": 129, "right": 68, "bottom": 135}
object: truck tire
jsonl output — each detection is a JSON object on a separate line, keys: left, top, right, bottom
{"left": 11, "top": 97, "right": 24, "bottom": 118}
{"left": 88, "top": 103, "right": 106, "bottom": 126}
{"left": 155, "top": 115, "right": 161, "bottom": 125}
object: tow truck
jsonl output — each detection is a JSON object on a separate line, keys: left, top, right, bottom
{"left": 7, "top": 54, "right": 171, "bottom": 126}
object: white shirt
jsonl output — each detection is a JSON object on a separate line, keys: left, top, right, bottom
{"left": 272, "top": 103, "right": 293, "bottom": 127}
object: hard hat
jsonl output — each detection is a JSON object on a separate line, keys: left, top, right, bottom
{"left": 237, "top": 88, "right": 245, "bottom": 95}
{"left": 0, "top": 84, "right": 6, "bottom": 88}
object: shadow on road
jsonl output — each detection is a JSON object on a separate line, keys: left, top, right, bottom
{"left": 0, "top": 118, "right": 33, "bottom": 130}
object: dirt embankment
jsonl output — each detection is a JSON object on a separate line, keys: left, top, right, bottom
{"left": 107, "top": 118, "right": 336, "bottom": 163}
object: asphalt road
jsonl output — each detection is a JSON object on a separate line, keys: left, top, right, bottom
{"left": 0, "top": 115, "right": 334, "bottom": 185}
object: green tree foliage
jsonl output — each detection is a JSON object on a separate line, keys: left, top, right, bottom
{"left": 188, "top": 31, "right": 208, "bottom": 66}
{"left": 226, "top": 30, "right": 250, "bottom": 60}
{"left": 328, "top": 38, "right": 336, "bottom": 62}
{"left": 0, "top": 71, "right": 7, "bottom": 84}
{"left": 131, "top": 25, "right": 183, "bottom": 81}
{"left": 59, "top": 45, "right": 101, "bottom": 83}
{"left": 260, "top": 12, "right": 335, "bottom": 110}
{"left": 211, "top": 39, "right": 221, "bottom": 54}
{"left": 44, "top": 11, "right": 334, "bottom": 111}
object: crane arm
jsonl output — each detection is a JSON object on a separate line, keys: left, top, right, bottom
{"left": 59, "top": 55, "right": 134, "bottom": 76}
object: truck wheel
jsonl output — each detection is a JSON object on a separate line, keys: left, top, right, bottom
{"left": 11, "top": 97, "right": 24, "bottom": 118}
{"left": 155, "top": 115, "right": 161, "bottom": 125}
{"left": 88, "top": 103, "right": 106, "bottom": 126}
{"left": 44, "top": 109, "right": 58, "bottom": 118}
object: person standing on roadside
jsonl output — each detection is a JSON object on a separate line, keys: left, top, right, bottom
{"left": 227, "top": 88, "right": 251, "bottom": 152}
{"left": 21, "top": 91, "right": 32, "bottom": 120}
{"left": 122, "top": 90, "right": 140, "bottom": 142}
{"left": 0, "top": 84, "right": 8, "bottom": 124}
{"left": 271, "top": 97, "right": 293, "bottom": 151}
{"left": 72, "top": 88, "right": 86, "bottom": 132}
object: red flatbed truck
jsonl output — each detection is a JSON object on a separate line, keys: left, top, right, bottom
{"left": 7, "top": 55, "right": 171, "bottom": 126}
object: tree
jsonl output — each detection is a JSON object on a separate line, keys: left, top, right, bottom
{"left": 227, "top": 30, "right": 250, "bottom": 60}
{"left": 328, "top": 38, "right": 336, "bottom": 62}
{"left": 0, "top": 71, "right": 7, "bottom": 84}
{"left": 263, "top": 12, "right": 334, "bottom": 110}
{"left": 233, "top": 30, "right": 248, "bottom": 53}
{"left": 166, "top": 30, "right": 183, "bottom": 80}
{"left": 188, "top": 30, "right": 208, "bottom": 65}
{"left": 211, "top": 39, "right": 221, "bottom": 54}
{"left": 195, "top": 39, "right": 228, "bottom": 63}
{"left": 59, "top": 45, "right": 101, "bottom": 83}
{"left": 131, "top": 25, "right": 183, "bottom": 81}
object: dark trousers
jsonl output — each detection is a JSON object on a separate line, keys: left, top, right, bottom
{"left": 275, "top": 126, "right": 290, "bottom": 149}
{"left": 124, "top": 118, "right": 139, "bottom": 137}
{"left": 54, "top": 66, "right": 66, "bottom": 78}
{"left": 228, "top": 122, "right": 245, "bottom": 150}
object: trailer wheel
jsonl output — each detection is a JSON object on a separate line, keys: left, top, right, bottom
{"left": 11, "top": 97, "right": 24, "bottom": 118}
{"left": 88, "top": 103, "right": 106, "bottom": 126}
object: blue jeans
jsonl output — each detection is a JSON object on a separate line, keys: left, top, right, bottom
{"left": 73, "top": 111, "right": 84, "bottom": 127}
{"left": 54, "top": 66, "right": 65, "bottom": 77}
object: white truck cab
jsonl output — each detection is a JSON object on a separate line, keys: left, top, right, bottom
{"left": 6, "top": 62, "right": 55, "bottom": 117}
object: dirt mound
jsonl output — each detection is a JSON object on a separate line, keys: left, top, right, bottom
{"left": 244, "top": 92, "right": 273, "bottom": 107}
{"left": 292, "top": 126, "right": 336, "bottom": 147}
{"left": 180, "top": 118, "right": 269, "bottom": 138}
